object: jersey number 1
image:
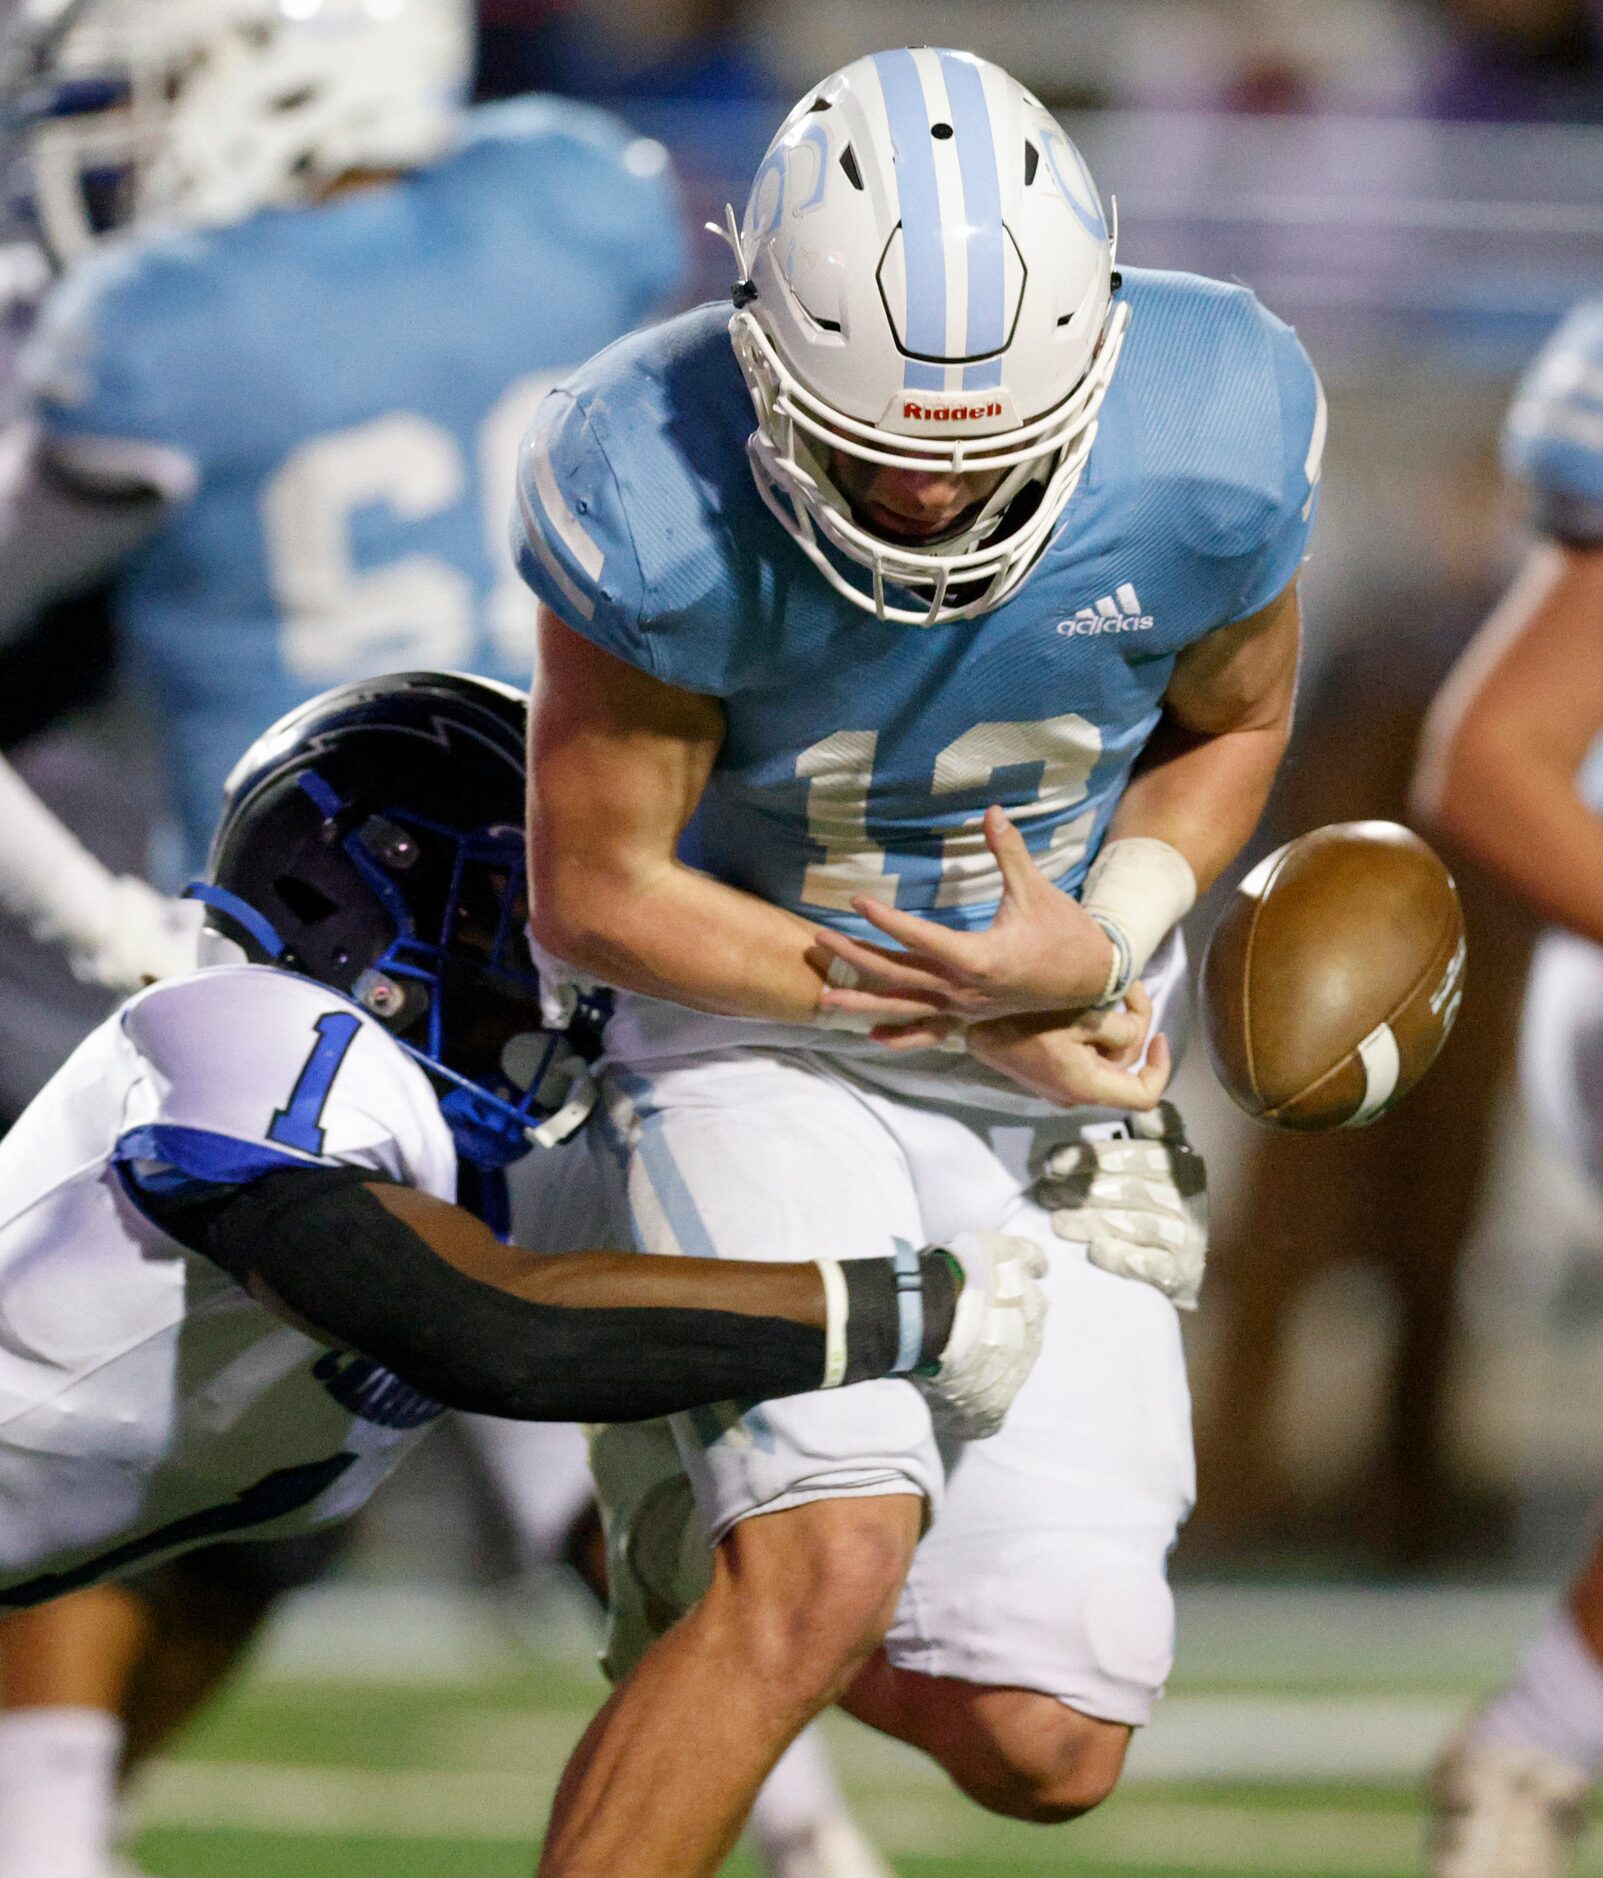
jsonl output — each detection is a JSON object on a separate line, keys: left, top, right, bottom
{"left": 269, "top": 1013, "right": 362, "bottom": 1156}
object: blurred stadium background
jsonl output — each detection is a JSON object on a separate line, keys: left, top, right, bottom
{"left": 8, "top": 0, "right": 1603, "bottom": 1871}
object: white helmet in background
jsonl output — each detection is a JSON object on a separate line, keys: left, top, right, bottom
{"left": 724, "top": 47, "right": 1127, "bottom": 626}
{"left": 5, "top": 0, "right": 473, "bottom": 263}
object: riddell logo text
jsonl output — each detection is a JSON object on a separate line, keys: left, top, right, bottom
{"left": 901, "top": 400, "right": 1004, "bottom": 422}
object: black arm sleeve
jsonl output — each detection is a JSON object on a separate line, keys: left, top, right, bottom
{"left": 142, "top": 1164, "right": 837, "bottom": 1423}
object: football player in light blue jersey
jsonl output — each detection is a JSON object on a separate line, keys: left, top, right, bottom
{"left": 517, "top": 48, "right": 1324, "bottom": 1875}
{"left": 1417, "top": 307, "right": 1603, "bottom": 1877}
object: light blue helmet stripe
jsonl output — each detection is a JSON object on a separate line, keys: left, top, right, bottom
{"left": 1041, "top": 128, "right": 1108, "bottom": 241}
{"left": 795, "top": 120, "right": 830, "bottom": 212}
{"left": 872, "top": 49, "right": 946, "bottom": 383}
{"left": 937, "top": 51, "right": 1007, "bottom": 363}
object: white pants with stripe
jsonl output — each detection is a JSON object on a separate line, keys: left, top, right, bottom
{"left": 595, "top": 943, "right": 1195, "bottom": 1727}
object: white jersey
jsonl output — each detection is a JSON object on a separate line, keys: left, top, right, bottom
{"left": 0, "top": 962, "right": 458, "bottom": 1605}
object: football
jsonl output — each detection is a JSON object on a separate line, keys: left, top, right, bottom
{"left": 1199, "top": 821, "right": 1466, "bottom": 1130}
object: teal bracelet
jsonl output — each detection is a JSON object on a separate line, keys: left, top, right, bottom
{"left": 1086, "top": 912, "right": 1134, "bottom": 1009}
{"left": 891, "top": 1240, "right": 924, "bottom": 1374}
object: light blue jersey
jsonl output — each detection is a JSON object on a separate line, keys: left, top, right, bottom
{"left": 1504, "top": 300, "right": 1603, "bottom": 812}
{"left": 515, "top": 268, "right": 1322, "bottom": 942}
{"left": 1505, "top": 299, "right": 1603, "bottom": 545}
{"left": 25, "top": 97, "right": 684, "bottom": 872}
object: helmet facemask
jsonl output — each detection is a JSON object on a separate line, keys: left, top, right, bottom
{"left": 335, "top": 804, "right": 588, "bottom": 1167}
{"left": 731, "top": 284, "right": 1128, "bottom": 625}
{"left": 194, "top": 674, "right": 594, "bottom": 1170}
{"left": 721, "top": 49, "right": 1128, "bottom": 628}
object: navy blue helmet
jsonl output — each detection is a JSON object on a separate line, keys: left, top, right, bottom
{"left": 189, "top": 670, "right": 586, "bottom": 1172}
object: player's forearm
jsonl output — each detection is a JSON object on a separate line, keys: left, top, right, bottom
{"left": 1106, "top": 713, "right": 1290, "bottom": 895}
{"left": 530, "top": 613, "right": 834, "bottom": 1022}
{"left": 533, "top": 855, "right": 832, "bottom": 1022}
{"left": 0, "top": 753, "right": 193, "bottom": 991}
{"left": 1414, "top": 543, "right": 1603, "bottom": 944}
{"left": 1426, "top": 732, "right": 1603, "bottom": 946}
{"left": 177, "top": 1169, "right": 962, "bottom": 1422}
{"left": 1108, "top": 579, "right": 1300, "bottom": 897}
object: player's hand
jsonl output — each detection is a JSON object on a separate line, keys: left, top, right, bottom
{"left": 1036, "top": 1102, "right": 1209, "bottom": 1308}
{"left": 965, "top": 983, "right": 1172, "bottom": 1111}
{"left": 814, "top": 806, "right": 1116, "bottom": 1026}
{"left": 66, "top": 877, "right": 203, "bottom": 994}
{"left": 919, "top": 1228, "right": 1048, "bottom": 1440}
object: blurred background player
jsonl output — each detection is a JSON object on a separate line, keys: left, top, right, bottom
{"left": 0, "top": 4, "right": 887, "bottom": 1876}
{"left": 1415, "top": 304, "right": 1603, "bottom": 1873}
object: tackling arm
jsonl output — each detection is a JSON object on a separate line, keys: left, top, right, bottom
{"left": 1413, "top": 542, "right": 1603, "bottom": 945}
{"left": 528, "top": 610, "right": 837, "bottom": 1022}
{"left": 138, "top": 1162, "right": 998, "bottom": 1424}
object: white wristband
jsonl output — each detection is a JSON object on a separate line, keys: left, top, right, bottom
{"left": 1080, "top": 838, "right": 1197, "bottom": 991}
{"left": 816, "top": 1258, "right": 850, "bottom": 1388}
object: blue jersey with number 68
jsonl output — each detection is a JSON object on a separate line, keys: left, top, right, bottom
{"left": 23, "top": 97, "right": 684, "bottom": 873}
{"left": 514, "top": 269, "right": 1323, "bottom": 947}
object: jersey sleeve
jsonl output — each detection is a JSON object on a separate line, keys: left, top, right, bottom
{"left": 512, "top": 387, "right": 652, "bottom": 668}
{"left": 20, "top": 250, "right": 200, "bottom": 500}
{"left": 1503, "top": 301, "right": 1603, "bottom": 544}
{"left": 110, "top": 968, "right": 457, "bottom": 1205}
{"left": 1228, "top": 309, "right": 1326, "bottom": 621}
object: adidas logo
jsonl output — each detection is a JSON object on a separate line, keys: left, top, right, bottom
{"left": 1056, "top": 583, "right": 1154, "bottom": 636}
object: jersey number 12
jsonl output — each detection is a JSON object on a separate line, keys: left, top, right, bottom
{"left": 796, "top": 714, "right": 1103, "bottom": 912}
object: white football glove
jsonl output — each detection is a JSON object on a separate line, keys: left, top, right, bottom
{"left": 918, "top": 1229, "right": 1048, "bottom": 1441}
{"left": 1036, "top": 1102, "right": 1209, "bottom": 1310}
{"left": 64, "top": 876, "right": 204, "bottom": 995}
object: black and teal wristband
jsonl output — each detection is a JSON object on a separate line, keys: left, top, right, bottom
{"left": 838, "top": 1250, "right": 960, "bottom": 1386}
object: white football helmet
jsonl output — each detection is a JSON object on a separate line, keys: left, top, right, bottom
{"left": 5, "top": 0, "right": 473, "bottom": 263}
{"left": 722, "top": 47, "right": 1128, "bottom": 627}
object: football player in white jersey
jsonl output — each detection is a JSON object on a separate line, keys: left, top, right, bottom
{"left": 516, "top": 48, "right": 1321, "bottom": 1877}
{"left": 0, "top": 667, "right": 1046, "bottom": 1878}
{"left": 1416, "top": 305, "right": 1603, "bottom": 1875}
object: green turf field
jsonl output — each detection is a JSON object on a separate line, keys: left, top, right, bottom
{"left": 120, "top": 1583, "right": 1603, "bottom": 1878}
